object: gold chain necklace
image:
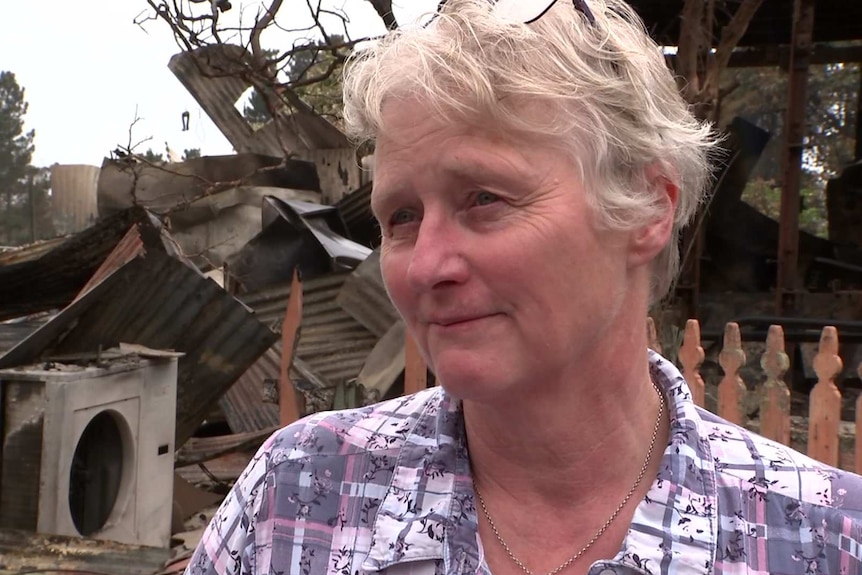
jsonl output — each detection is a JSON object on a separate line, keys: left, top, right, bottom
{"left": 473, "top": 380, "right": 665, "bottom": 575}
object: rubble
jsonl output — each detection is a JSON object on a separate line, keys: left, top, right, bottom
{"left": 3, "top": 8, "right": 862, "bottom": 571}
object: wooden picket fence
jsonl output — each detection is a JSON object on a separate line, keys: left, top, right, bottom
{"left": 278, "top": 273, "right": 860, "bottom": 473}
{"left": 647, "top": 318, "right": 862, "bottom": 474}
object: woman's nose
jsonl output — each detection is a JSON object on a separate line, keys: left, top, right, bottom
{"left": 405, "top": 217, "right": 470, "bottom": 293}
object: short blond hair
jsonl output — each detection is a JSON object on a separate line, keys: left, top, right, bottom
{"left": 343, "top": 0, "right": 719, "bottom": 301}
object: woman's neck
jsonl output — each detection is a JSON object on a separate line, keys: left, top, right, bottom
{"left": 462, "top": 344, "right": 665, "bottom": 505}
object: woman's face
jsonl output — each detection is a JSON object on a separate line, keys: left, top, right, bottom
{"left": 371, "top": 101, "right": 645, "bottom": 401}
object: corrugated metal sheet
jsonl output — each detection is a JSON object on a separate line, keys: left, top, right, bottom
{"left": 76, "top": 222, "right": 146, "bottom": 298}
{"left": 168, "top": 45, "right": 349, "bottom": 158}
{"left": 51, "top": 164, "right": 100, "bottom": 235}
{"left": 0, "top": 220, "right": 277, "bottom": 446}
{"left": 335, "top": 181, "right": 379, "bottom": 249}
{"left": 0, "top": 236, "right": 67, "bottom": 266}
{"left": 175, "top": 426, "right": 276, "bottom": 467}
{"left": 241, "top": 272, "right": 378, "bottom": 388}
{"left": 336, "top": 250, "right": 399, "bottom": 337}
{"left": 0, "top": 316, "right": 52, "bottom": 356}
{"left": 0, "top": 207, "right": 154, "bottom": 321}
{"left": 219, "top": 347, "right": 281, "bottom": 433}
{"left": 168, "top": 45, "right": 262, "bottom": 153}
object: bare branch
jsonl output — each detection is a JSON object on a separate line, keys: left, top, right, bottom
{"left": 704, "top": 0, "right": 765, "bottom": 96}
{"left": 676, "top": 0, "right": 705, "bottom": 100}
{"left": 366, "top": 0, "right": 398, "bottom": 30}
{"left": 250, "top": 0, "right": 284, "bottom": 67}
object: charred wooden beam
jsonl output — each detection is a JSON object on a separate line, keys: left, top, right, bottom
{"left": 777, "top": 0, "right": 815, "bottom": 314}
{"left": 668, "top": 43, "right": 862, "bottom": 69}
{"left": 857, "top": 70, "right": 862, "bottom": 160}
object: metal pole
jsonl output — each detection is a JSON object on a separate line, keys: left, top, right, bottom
{"left": 28, "top": 173, "right": 36, "bottom": 243}
{"left": 776, "top": 0, "right": 815, "bottom": 315}
{"left": 675, "top": 0, "right": 717, "bottom": 321}
{"left": 856, "top": 66, "right": 862, "bottom": 160}
{"left": 3, "top": 191, "right": 11, "bottom": 245}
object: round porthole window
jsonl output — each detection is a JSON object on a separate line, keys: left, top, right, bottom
{"left": 68, "top": 411, "right": 125, "bottom": 536}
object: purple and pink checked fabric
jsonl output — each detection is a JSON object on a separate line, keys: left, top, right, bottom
{"left": 185, "top": 350, "right": 862, "bottom": 575}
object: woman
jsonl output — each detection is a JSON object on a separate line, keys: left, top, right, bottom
{"left": 186, "top": 1, "right": 862, "bottom": 574}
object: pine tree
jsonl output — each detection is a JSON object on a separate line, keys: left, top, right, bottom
{"left": 241, "top": 38, "right": 347, "bottom": 128}
{"left": 0, "top": 71, "right": 37, "bottom": 245}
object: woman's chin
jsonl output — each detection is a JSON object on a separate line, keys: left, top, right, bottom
{"left": 431, "top": 360, "right": 511, "bottom": 402}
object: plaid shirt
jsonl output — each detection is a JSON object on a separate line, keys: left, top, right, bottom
{"left": 186, "top": 351, "right": 862, "bottom": 575}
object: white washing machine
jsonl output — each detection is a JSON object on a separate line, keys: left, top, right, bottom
{"left": 0, "top": 354, "right": 177, "bottom": 547}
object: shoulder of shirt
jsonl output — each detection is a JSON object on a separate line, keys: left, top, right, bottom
{"left": 696, "top": 405, "right": 862, "bottom": 516}
{"left": 257, "top": 386, "right": 445, "bottom": 465}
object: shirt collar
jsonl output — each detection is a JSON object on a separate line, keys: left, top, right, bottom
{"left": 364, "top": 351, "right": 718, "bottom": 575}
{"left": 603, "top": 350, "right": 717, "bottom": 575}
{"left": 363, "top": 389, "right": 481, "bottom": 574}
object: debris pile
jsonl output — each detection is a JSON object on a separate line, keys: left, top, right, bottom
{"left": 0, "top": 44, "right": 405, "bottom": 574}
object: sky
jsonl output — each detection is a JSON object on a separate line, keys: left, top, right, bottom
{"left": 1, "top": 0, "right": 438, "bottom": 168}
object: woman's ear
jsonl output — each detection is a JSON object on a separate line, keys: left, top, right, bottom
{"left": 628, "top": 163, "right": 679, "bottom": 267}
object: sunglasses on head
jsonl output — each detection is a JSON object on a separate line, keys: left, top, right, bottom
{"left": 435, "top": 0, "right": 596, "bottom": 25}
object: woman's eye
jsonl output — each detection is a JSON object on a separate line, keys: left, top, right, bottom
{"left": 389, "top": 210, "right": 417, "bottom": 226}
{"left": 475, "top": 191, "right": 500, "bottom": 206}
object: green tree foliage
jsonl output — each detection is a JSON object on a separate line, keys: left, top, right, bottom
{"left": 0, "top": 71, "right": 34, "bottom": 189}
{"left": 287, "top": 35, "right": 347, "bottom": 124}
{"left": 241, "top": 37, "right": 348, "bottom": 128}
{"left": 719, "top": 62, "right": 860, "bottom": 238}
{"left": 242, "top": 86, "right": 271, "bottom": 127}
{"left": 182, "top": 148, "right": 201, "bottom": 161}
{"left": 139, "top": 148, "right": 164, "bottom": 163}
{"left": 738, "top": 178, "right": 828, "bottom": 238}
{"left": 0, "top": 71, "right": 53, "bottom": 246}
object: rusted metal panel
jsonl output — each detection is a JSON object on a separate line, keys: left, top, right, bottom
{"left": 776, "top": 0, "right": 816, "bottom": 314}
{"left": 50, "top": 164, "right": 100, "bottom": 235}
{"left": 219, "top": 347, "right": 281, "bottom": 433}
{"left": 0, "top": 207, "right": 155, "bottom": 322}
{"left": 280, "top": 269, "right": 304, "bottom": 426}
{"left": 75, "top": 223, "right": 146, "bottom": 299}
{"left": 241, "top": 273, "right": 377, "bottom": 387}
{"left": 0, "top": 222, "right": 278, "bottom": 446}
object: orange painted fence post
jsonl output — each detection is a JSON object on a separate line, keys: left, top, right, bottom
{"left": 857, "top": 358, "right": 862, "bottom": 475}
{"left": 279, "top": 268, "right": 305, "bottom": 426}
{"left": 646, "top": 317, "right": 662, "bottom": 354}
{"left": 679, "top": 319, "right": 705, "bottom": 407}
{"left": 808, "top": 326, "right": 843, "bottom": 467}
{"left": 717, "top": 322, "right": 746, "bottom": 425}
{"left": 404, "top": 332, "right": 428, "bottom": 395}
{"left": 760, "top": 325, "right": 791, "bottom": 446}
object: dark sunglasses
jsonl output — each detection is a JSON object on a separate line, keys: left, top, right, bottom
{"left": 434, "top": 0, "right": 596, "bottom": 25}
